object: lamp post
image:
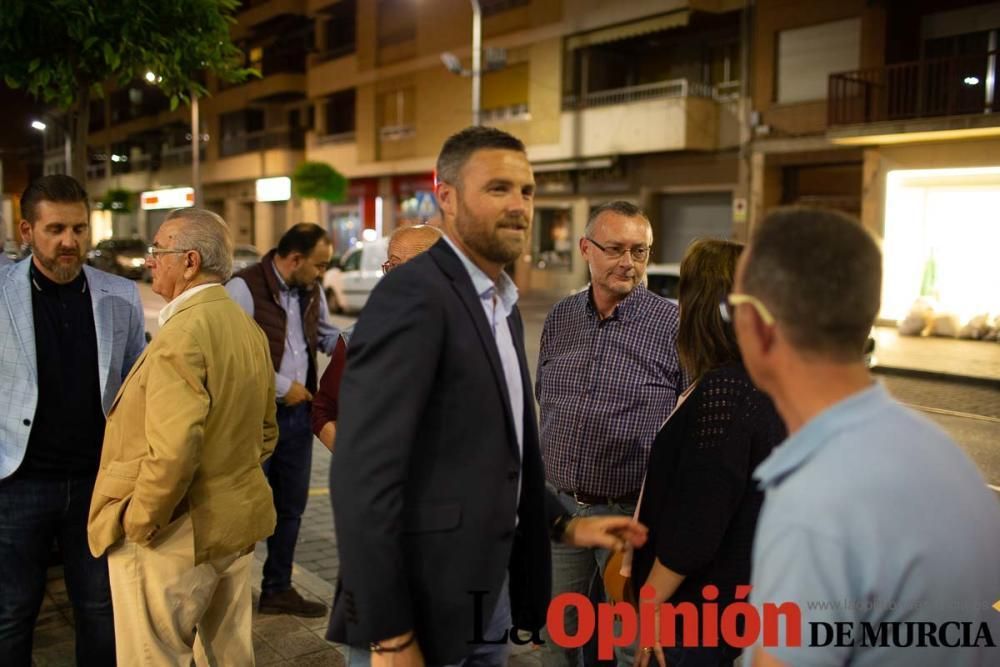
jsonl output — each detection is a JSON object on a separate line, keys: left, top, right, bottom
{"left": 145, "top": 71, "right": 201, "bottom": 206}
{"left": 30, "top": 118, "right": 72, "bottom": 175}
{"left": 441, "top": 0, "right": 506, "bottom": 127}
{"left": 471, "top": 0, "right": 481, "bottom": 126}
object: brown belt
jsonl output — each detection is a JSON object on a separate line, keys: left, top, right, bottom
{"left": 559, "top": 488, "right": 640, "bottom": 507}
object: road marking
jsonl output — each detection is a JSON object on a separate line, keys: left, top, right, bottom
{"left": 902, "top": 403, "right": 1000, "bottom": 424}
{"left": 309, "top": 488, "right": 328, "bottom": 497}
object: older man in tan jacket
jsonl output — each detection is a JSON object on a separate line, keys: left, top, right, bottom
{"left": 88, "top": 208, "right": 277, "bottom": 666}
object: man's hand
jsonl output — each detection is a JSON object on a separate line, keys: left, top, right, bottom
{"left": 565, "top": 516, "right": 648, "bottom": 552}
{"left": 370, "top": 633, "right": 424, "bottom": 667}
{"left": 283, "top": 381, "right": 313, "bottom": 406}
{"left": 318, "top": 421, "right": 336, "bottom": 452}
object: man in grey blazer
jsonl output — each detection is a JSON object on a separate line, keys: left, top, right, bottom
{"left": 0, "top": 175, "right": 146, "bottom": 666}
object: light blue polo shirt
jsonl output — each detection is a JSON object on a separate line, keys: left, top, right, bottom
{"left": 749, "top": 383, "right": 1000, "bottom": 666}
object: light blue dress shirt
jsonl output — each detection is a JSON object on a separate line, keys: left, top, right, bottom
{"left": 749, "top": 383, "right": 1000, "bottom": 666}
{"left": 441, "top": 235, "right": 524, "bottom": 464}
{"left": 226, "top": 262, "right": 339, "bottom": 398}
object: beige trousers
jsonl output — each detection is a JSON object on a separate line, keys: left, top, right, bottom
{"left": 107, "top": 514, "right": 254, "bottom": 666}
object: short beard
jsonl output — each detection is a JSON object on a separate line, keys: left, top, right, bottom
{"left": 456, "top": 214, "right": 526, "bottom": 266}
{"left": 38, "top": 252, "right": 83, "bottom": 283}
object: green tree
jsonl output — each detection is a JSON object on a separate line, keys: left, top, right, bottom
{"left": 0, "top": 0, "right": 254, "bottom": 184}
{"left": 292, "top": 161, "right": 348, "bottom": 203}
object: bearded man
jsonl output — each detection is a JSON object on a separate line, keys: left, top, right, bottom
{"left": 0, "top": 174, "right": 145, "bottom": 666}
{"left": 328, "top": 126, "right": 647, "bottom": 667}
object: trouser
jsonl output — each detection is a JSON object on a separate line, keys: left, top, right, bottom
{"left": 262, "top": 402, "right": 314, "bottom": 594}
{"left": 107, "top": 514, "right": 254, "bottom": 666}
{"left": 0, "top": 474, "right": 116, "bottom": 667}
{"left": 347, "top": 575, "right": 512, "bottom": 667}
{"left": 538, "top": 488, "right": 637, "bottom": 667}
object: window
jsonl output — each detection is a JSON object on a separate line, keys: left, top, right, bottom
{"left": 219, "top": 109, "right": 266, "bottom": 157}
{"left": 377, "top": 88, "right": 415, "bottom": 139}
{"left": 776, "top": 18, "right": 860, "bottom": 103}
{"left": 532, "top": 208, "right": 573, "bottom": 272}
{"left": 322, "top": 0, "right": 356, "bottom": 59}
{"left": 325, "top": 89, "right": 356, "bottom": 136}
{"left": 482, "top": 62, "right": 529, "bottom": 112}
{"left": 481, "top": 0, "right": 529, "bottom": 18}
{"left": 377, "top": 0, "right": 416, "bottom": 46}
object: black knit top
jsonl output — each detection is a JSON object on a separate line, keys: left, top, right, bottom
{"left": 630, "top": 362, "right": 786, "bottom": 609}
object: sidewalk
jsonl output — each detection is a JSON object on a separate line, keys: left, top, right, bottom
{"left": 871, "top": 325, "right": 1000, "bottom": 386}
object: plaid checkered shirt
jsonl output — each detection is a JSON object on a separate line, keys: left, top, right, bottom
{"left": 536, "top": 285, "right": 683, "bottom": 498}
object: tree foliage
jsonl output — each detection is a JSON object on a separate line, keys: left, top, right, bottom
{"left": 0, "top": 0, "right": 255, "bottom": 182}
{"left": 292, "top": 161, "right": 348, "bottom": 203}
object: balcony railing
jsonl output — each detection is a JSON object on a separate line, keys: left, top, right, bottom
{"left": 220, "top": 127, "right": 306, "bottom": 157}
{"left": 829, "top": 50, "right": 1000, "bottom": 126}
{"left": 562, "top": 79, "right": 738, "bottom": 110}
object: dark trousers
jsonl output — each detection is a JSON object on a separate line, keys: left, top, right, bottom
{"left": 0, "top": 475, "right": 116, "bottom": 667}
{"left": 262, "top": 402, "right": 314, "bottom": 594}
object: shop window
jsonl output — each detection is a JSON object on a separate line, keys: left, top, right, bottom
{"left": 533, "top": 208, "right": 573, "bottom": 271}
{"left": 776, "top": 18, "right": 860, "bottom": 103}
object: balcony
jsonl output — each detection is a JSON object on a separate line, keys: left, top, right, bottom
{"left": 238, "top": 0, "right": 307, "bottom": 30}
{"left": 828, "top": 51, "right": 1000, "bottom": 144}
{"left": 220, "top": 127, "right": 306, "bottom": 158}
{"left": 541, "top": 79, "right": 741, "bottom": 159}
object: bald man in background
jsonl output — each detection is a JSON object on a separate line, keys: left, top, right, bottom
{"left": 311, "top": 224, "right": 442, "bottom": 450}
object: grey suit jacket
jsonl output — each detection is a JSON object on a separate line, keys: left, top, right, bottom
{"left": 0, "top": 259, "right": 146, "bottom": 479}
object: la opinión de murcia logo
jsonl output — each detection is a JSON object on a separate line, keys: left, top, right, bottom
{"left": 467, "top": 585, "right": 998, "bottom": 658}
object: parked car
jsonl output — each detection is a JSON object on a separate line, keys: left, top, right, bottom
{"left": 644, "top": 263, "right": 681, "bottom": 302}
{"left": 232, "top": 244, "right": 261, "bottom": 273}
{"left": 323, "top": 237, "right": 389, "bottom": 314}
{"left": 87, "top": 238, "right": 148, "bottom": 279}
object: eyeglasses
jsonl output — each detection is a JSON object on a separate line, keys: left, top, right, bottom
{"left": 146, "top": 245, "right": 191, "bottom": 260}
{"left": 381, "top": 260, "right": 399, "bottom": 275}
{"left": 721, "top": 293, "right": 776, "bottom": 326}
{"left": 585, "top": 237, "right": 650, "bottom": 263}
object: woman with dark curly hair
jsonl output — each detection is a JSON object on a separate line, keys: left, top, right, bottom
{"left": 629, "top": 238, "right": 786, "bottom": 667}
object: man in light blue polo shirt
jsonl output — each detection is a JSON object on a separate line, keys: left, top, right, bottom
{"left": 729, "top": 206, "right": 1000, "bottom": 667}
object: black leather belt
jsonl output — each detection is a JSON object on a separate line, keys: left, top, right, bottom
{"left": 559, "top": 488, "right": 639, "bottom": 507}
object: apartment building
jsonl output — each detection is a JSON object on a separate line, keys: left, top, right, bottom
{"left": 751, "top": 0, "right": 1000, "bottom": 324}
{"left": 57, "top": 0, "right": 747, "bottom": 292}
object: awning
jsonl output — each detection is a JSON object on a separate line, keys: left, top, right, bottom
{"left": 566, "top": 10, "right": 690, "bottom": 51}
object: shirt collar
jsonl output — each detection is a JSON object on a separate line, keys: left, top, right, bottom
{"left": 585, "top": 282, "right": 646, "bottom": 322}
{"left": 270, "top": 260, "right": 292, "bottom": 292}
{"left": 30, "top": 260, "right": 87, "bottom": 295}
{"left": 442, "top": 234, "right": 519, "bottom": 317}
{"left": 754, "top": 382, "right": 889, "bottom": 489}
{"left": 158, "top": 282, "right": 220, "bottom": 327}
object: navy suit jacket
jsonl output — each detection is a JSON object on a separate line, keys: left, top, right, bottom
{"left": 328, "top": 239, "right": 553, "bottom": 663}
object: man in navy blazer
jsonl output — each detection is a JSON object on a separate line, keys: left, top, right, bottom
{"left": 0, "top": 175, "right": 145, "bottom": 666}
{"left": 329, "top": 127, "right": 645, "bottom": 666}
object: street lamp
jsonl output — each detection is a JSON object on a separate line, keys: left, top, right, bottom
{"left": 30, "top": 116, "right": 71, "bottom": 174}
{"left": 145, "top": 71, "right": 201, "bottom": 206}
{"left": 439, "top": 1, "right": 506, "bottom": 126}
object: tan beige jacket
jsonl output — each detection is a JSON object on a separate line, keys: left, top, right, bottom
{"left": 88, "top": 285, "right": 277, "bottom": 563}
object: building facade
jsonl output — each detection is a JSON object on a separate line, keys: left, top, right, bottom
{"left": 751, "top": 0, "right": 1000, "bottom": 324}
{"left": 55, "top": 0, "right": 747, "bottom": 293}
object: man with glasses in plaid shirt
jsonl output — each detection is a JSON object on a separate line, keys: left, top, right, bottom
{"left": 536, "top": 200, "right": 684, "bottom": 666}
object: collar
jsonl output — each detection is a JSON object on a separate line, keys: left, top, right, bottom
{"left": 270, "top": 259, "right": 293, "bottom": 292}
{"left": 754, "top": 382, "right": 888, "bottom": 489}
{"left": 585, "top": 282, "right": 646, "bottom": 322}
{"left": 158, "top": 282, "right": 221, "bottom": 327}
{"left": 29, "top": 260, "right": 87, "bottom": 295}
{"left": 442, "top": 234, "right": 519, "bottom": 317}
